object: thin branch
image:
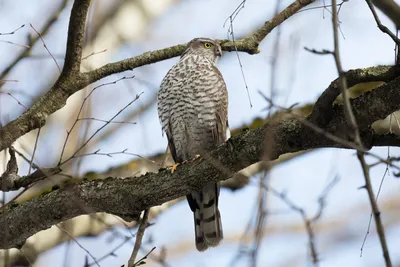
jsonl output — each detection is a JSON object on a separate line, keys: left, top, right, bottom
{"left": 0, "top": 40, "right": 30, "bottom": 48}
{"left": 0, "top": 24, "right": 25, "bottom": 36}
{"left": 28, "top": 128, "right": 41, "bottom": 175}
{"left": 88, "top": 235, "right": 132, "bottom": 266}
{"left": 360, "top": 166, "right": 389, "bottom": 256}
{"left": 130, "top": 247, "right": 156, "bottom": 267}
{"left": 70, "top": 149, "right": 156, "bottom": 165}
{"left": 224, "top": 0, "right": 252, "bottom": 107}
{"left": 331, "top": 0, "right": 361, "bottom": 146}
{"left": 128, "top": 209, "right": 150, "bottom": 267}
{"left": 304, "top": 47, "right": 333, "bottom": 55}
{"left": 357, "top": 155, "right": 392, "bottom": 266}
{"left": 0, "top": 80, "right": 18, "bottom": 84}
{"left": 60, "top": 92, "right": 142, "bottom": 166}
{"left": 82, "top": 49, "right": 107, "bottom": 60}
{"left": 264, "top": 176, "right": 338, "bottom": 265}
{"left": 77, "top": 117, "right": 136, "bottom": 125}
{"left": 56, "top": 225, "right": 100, "bottom": 267}
{"left": 332, "top": 0, "right": 392, "bottom": 266}
{"left": 29, "top": 24, "right": 61, "bottom": 73}
{"left": 0, "top": 91, "right": 27, "bottom": 109}
{"left": 0, "top": 0, "right": 68, "bottom": 82}
{"left": 57, "top": 75, "right": 135, "bottom": 165}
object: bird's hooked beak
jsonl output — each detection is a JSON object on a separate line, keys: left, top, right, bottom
{"left": 215, "top": 41, "right": 222, "bottom": 57}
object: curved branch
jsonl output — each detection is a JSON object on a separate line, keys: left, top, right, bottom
{"left": 2, "top": 73, "right": 400, "bottom": 249}
{"left": 309, "top": 65, "right": 400, "bottom": 126}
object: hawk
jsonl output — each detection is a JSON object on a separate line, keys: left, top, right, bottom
{"left": 157, "top": 38, "right": 229, "bottom": 251}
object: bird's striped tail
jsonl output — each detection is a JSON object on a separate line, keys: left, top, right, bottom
{"left": 188, "top": 183, "right": 223, "bottom": 251}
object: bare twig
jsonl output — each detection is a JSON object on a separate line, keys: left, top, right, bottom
{"left": 0, "top": 91, "right": 27, "bottom": 109}
{"left": 331, "top": 0, "right": 392, "bottom": 266}
{"left": 0, "top": 25, "right": 25, "bottom": 35}
{"left": 128, "top": 209, "right": 150, "bottom": 267}
{"left": 88, "top": 236, "right": 132, "bottom": 266}
{"left": 57, "top": 75, "right": 135, "bottom": 165}
{"left": 0, "top": 40, "right": 30, "bottom": 48}
{"left": 71, "top": 149, "right": 156, "bottom": 165}
{"left": 357, "top": 155, "right": 392, "bottom": 266}
{"left": 331, "top": 0, "right": 361, "bottom": 145}
{"left": 224, "top": 0, "right": 252, "bottom": 107}
{"left": 78, "top": 117, "right": 136, "bottom": 125}
{"left": 30, "top": 24, "right": 61, "bottom": 73}
{"left": 82, "top": 49, "right": 107, "bottom": 60}
{"left": 0, "top": 0, "right": 68, "bottom": 82}
{"left": 304, "top": 47, "right": 333, "bottom": 55}
{"left": 28, "top": 128, "right": 41, "bottom": 175}
{"left": 264, "top": 175, "right": 338, "bottom": 265}
{"left": 56, "top": 225, "right": 100, "bottom": 267}
{"left": 360, "top": 166, "right": 389, "bottom": 256}
{"left": 130, "top": 247, "right": 156, "bottom": 267}
{"left": 60, "top": 92, "right": 142, "bottom": 166}
{"left": 0, "top": 80, "right": 18, "bottom": 84}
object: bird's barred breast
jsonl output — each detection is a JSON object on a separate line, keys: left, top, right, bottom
{"left": 158, "top": 56, "right": 227, "bottom": 133}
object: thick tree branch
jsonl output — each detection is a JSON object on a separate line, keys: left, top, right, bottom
{"left": 1, "top": 72, "right": 400, "bottom": 249}
{"left": 0, "top": 0, "right": 315, "bottom": 152}
{"left": 309, "top": 65, "right": 400, "bottom": 127}
{"left": 62, "top": 0, "right": 91, "bottom": 76}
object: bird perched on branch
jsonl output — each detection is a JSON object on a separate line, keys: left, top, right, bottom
{"left": 157, "top": 38, "right": 229, "bottom": 251}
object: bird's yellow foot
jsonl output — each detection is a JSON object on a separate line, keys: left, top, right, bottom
{"left": 168, "top": 155, "right": 200, "bottom": 174}
{"left": 169, "top": 163, "right": 181, "bottom": 174}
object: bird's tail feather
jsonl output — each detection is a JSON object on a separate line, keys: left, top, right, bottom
{"left": 191, "top": 183, "right": 223, "bottom": 251}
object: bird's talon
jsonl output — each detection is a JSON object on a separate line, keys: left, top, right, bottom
{"left": 169, "top": 163, "right": 180, "bottom": 174}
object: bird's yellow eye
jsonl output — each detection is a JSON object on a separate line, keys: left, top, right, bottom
{"left": 204, "top": 42, "right": 212, "bottom": 49}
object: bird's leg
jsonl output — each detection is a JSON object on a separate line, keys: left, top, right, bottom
{"left": 168, "top": 155, "right": 201, "bottom": 174}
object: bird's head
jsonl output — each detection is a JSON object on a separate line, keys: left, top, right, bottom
{"left": 181, "top": 38, "right": 222, "bottom": 63}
